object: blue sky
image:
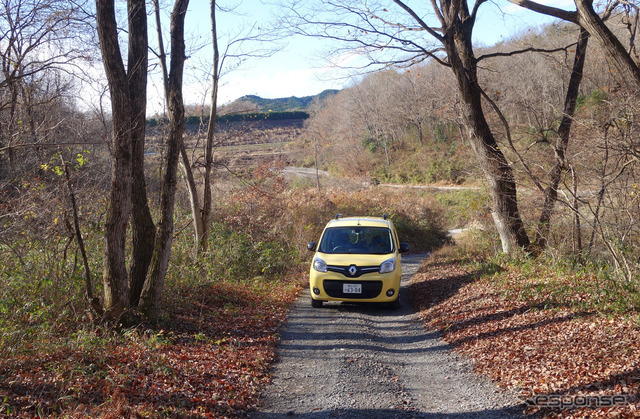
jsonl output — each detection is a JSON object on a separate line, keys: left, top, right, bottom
{"left": 172, "top": 0, "right": 347, "bottom": 110}
{"left": 147, "top": 0, "right": 573, "bottom": 115}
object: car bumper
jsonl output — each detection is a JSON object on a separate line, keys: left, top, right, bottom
{"left": 309, "top": 270, "right": 401, "bottom": 303}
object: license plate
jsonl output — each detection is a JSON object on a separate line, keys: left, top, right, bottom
{"left": 343, "top": 283, "right": 362, "bottom": 294}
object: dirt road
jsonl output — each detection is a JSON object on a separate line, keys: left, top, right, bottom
{"left": 250, "top": 254, "right": 522, "bottom": 418}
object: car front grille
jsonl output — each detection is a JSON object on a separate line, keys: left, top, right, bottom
{"left": 326, "top": 264, "right": 379, "bottom": 278}
{"left": 323, "top": 280, "right": 383, "bottom": 299}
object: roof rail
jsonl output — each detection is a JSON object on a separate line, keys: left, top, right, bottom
{"left": 383, "top": 213, "right": 388, "bottom": 220}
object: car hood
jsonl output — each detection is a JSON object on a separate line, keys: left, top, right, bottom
{"left": 315, "top": 252, "right": 395, "bottom": 266}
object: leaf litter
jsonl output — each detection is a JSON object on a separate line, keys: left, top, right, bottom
{"left": 0, "top": 275, "right": 305, "bottom": 418}
{"left": 3, "top": 246, "right": 640, "bottom": 418}
{"left": 409, "top": 252, "right": 640, "bottom": 418}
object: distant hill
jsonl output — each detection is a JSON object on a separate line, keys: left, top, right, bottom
{"left": 221, "top": 89, "right": 340, "bottom": 114}
{"left": 147, "top": 90, "right": 340, "bottom": 128}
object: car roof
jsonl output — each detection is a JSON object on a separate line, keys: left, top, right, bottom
{"left": 324, "top": 217, "right": 393, "bottom": 229}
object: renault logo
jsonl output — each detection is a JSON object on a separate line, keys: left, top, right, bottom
{"left": 348, "top": 265, "right": 357, "bottom": 276}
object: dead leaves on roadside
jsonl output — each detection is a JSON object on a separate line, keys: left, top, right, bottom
{"left": 410, "top": 255, "right": 640, "bottom": 418}
{"left": 0, "top": 277, "right": 304, "bottom": 417}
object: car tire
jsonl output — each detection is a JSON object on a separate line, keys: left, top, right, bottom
{"left": 311, "top": 298, "right": 323, "bottom": 308}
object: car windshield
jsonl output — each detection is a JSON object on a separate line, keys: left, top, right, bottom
{"left": 318, "top": 226, "right": 394, "bottom": 254}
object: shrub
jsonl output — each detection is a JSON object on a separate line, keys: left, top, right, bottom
{"left": 434, "top": 189, "right": 490, "bottom": 229}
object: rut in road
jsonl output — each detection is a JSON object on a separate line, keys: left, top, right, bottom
{"left": 250, "top": 254, "right": 522, "bottom": 418}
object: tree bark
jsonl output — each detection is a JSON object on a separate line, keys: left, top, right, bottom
{"left": 573, "top": 0, "right": 640, "bottom": 85}
{"left": 95, "top": 0, "right": 133, "bottom": 313}
{"left": 179, "top": 144, "right": 204, "bottom": 242}
{"left": 388, "top": 0, "right": 530, "bottom": 252}
{"left": 140, "top": 0, "right": 190, "bottom": 320}
{"left": 63, "top": 160, "right": 95, "bottom": 309}
{"left": 127, "top": 0, "right": 157, "bottom": 307}
{"left": 153, "top": 0, "right": 205, "bottom": 249}
{"left": 440, "top": 4, "right": 530, "bottom": 253}
{"left": 5, "top": 85, "right": 19, "bottom": 178}
{"left": 508, "top": 0, "right": 640, "bottom": 88}
{"left": 200, "top": 0, "right": 220, "bottom": 252}
{"left": 535, "top": 28, "right": 589, "bottom": 249}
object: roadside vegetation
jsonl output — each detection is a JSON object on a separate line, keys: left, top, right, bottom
{"left": 0, "top": 165, "right": 446, "bottom": 416}
{"left": 410, "top": 238, "right": 640, "bottom": 418}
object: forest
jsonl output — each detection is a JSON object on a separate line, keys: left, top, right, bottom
{"left": 1, "top": 0, "right": 639, "bottom": 417}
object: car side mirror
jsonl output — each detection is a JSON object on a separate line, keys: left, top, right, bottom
{"left": 307, "top": 241, "right": 317, "bottom": 251}
{"left": 399, "top": 243, "right": 409, "bottom": 253}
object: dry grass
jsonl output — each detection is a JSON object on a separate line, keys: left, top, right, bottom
{"left": 0, "top": 178, "right": 449, "bottom": 417}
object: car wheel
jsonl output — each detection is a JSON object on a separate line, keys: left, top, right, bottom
{"left": 311, "top": 298, "right": 323, "bottom": 308}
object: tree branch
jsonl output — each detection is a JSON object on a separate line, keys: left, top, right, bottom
{"left": 392, "top": 0, "right": 445, "bottom": 42}
{"left": 478, "top": 43, "right": 577, "bottom": 62}
{"left": 507, "top": 0, "right": 578, "bottom": 22}
{"left": 479, "top": 85, "right": 545, "bottom": 193}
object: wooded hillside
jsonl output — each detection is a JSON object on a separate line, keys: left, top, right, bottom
{"left": 297, "top": 19, "right": 640, "bottom": 277}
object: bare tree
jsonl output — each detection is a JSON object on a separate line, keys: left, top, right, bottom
{"left": 303, "top": 91, "right": 371, "bottom": 176}
{"left": 0, "top": 0, "right": 92, "bottom": 179}
{"left": 95, "top": 0, "right": 137, "bottom": 315}
{"left": 96, "top": 0, "right": 188, "bottom": 319}
{"left": 283, "top": 0, "right": 531, "bottom": 252}
{"left": 348, "top": 71, "right": 403, "bottom": 167}
{"left": 165, "top": 1, "right": 281, "bottom": 253}
{"left": 304, "top": 101, "right": 331, "bottom": 188}
{"left": 392, "top": 69, "right": 436, "bottom": 145}
{"left": 534, "top": 28, "right": 590, "bottom": 250}
{"left": 508, "top": 0, "right": 640, "bottom": 88}
{"left": 127, "top": 0, "right": 157, "bottom": 307}
{"left": 139, "top": 0, "right": 190, "bottom": 320}
{"left": 199, "top": 0, "right": 220, "bottom": 252}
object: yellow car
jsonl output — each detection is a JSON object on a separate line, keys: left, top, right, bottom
{"left": 307, "top": 214, "right": 409, "bottom": 308}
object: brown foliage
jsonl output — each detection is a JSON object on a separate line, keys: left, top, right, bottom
{"left": 0, "top": 275, "right": 304, "bottom": 417}
{"left": 410, "top": 250, "right": 640, "bottom": 418}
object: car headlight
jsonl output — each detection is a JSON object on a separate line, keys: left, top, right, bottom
{"left": 313, "top": 257, "right": 327, "bottom": 273}
{"left": 379, "top": 258, "right": 396, "bottom": 274}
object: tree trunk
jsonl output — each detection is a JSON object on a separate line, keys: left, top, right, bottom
{"left": 200, "top": 0, "right": 220, "bottom": 252}
{"left": 508, "top": 0, "right": 640, "bottom": 88}
{"left": 6, "top": 85, "right": 18, "bottom": 178}
{"left": 140, "top": 0, "right": 190, "bottom": 320}
{"left": 180, "top": 144, "right": 204, "bottom": 242}
{"left": 574, "top": 0, "right": 640, "bottom": 85}
{"left": 154, "top": 0, "right": 206, "bottom": 250}
{"left": 416, "top": 121, "right": 424, "bottom": 145}
{"left": 314, "top": 141, "right": 321, "bottom": 189}
{"left": 443, "top": 11, "right": 530, "bottom": 253}
{"left": 96, "top": 0, "right": 133, "bottom": 313}
{"left": 535, "top": 28, "right": 589, "bottom": 249}
{"left": 383, "top": 139, "right": 390, "bottom": 167}
{"left": 571, "top": 166, "right": 582, "bottom": 253}
{"left": 127, "top": 0, "right": 156, "bottom": 307}
{"left": 63, "top": 160, "right": 95, "bottom": 308}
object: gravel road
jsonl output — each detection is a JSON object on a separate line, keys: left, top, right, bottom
{"left": 249, "top": 254, "right": 523, "bottom": 418}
